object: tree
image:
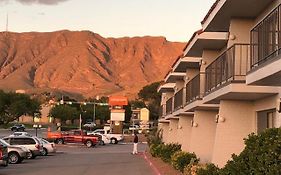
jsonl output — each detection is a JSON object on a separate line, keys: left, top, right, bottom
{"left": 49, "top": 105, "right": 79, "bottom": 123}
{"left": 128, "top": 81, "right": 162, "bottom": 121}
{"left": 138, "top": 81, "right": 162, "bottom": 104}
{"left": 0, "top": 91, "right": 41, "bottom": 125}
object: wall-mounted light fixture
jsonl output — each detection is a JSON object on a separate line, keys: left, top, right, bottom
{"left": 191, "top": 120, "right": 198, "bottom": 127}
{"left": 178, "top": 125, "right": 182, "bottom": 129}
{"left": 215, "top": 114, "right": 225, "bottom": 123}
{"left": 229, "top": 34, "right": 236, "bottom": 40}
{"left": 169, "top": 128, "right": 172, "bottom": 131}
{"left": 218, "top": 117, "right": 226, "bottom": 123}
{"left": 201, "top": 60, "right": 207, "bottom": 65}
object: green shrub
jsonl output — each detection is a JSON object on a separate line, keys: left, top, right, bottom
{"left": 221, "top": 128, "right": 281, "bottom": 175}
{"left": 147, "top": 128, "right": 163, "bottom": 146}
{"left": 184, "top": 161, "right": 207, "bottom": 175}
{"left": 159, "top": 143, "right": 181, "bottom": 163}
{"left": 150, "top": 143, "right": 164, "bottom": 157}
{"left": 196, "top": 164, "right": 220, "bottom": 175}
{"left": 171, "top": 151, "right": 198, "bottom": 172}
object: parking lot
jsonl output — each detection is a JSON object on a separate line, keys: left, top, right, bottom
{"left": 0, "top": 143, "right": 154, "bottom": 175}
{"left": 0, "top": 129, "right": 154, "bottom": 175}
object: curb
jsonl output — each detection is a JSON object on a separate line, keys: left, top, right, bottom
{"left": 142, "top": 151, "right": 161, "bottom": 175}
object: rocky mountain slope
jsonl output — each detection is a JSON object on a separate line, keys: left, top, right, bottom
{"left": 0, "top": 30, "right": 185, "bottom": 98}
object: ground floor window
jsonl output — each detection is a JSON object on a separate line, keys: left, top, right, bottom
{"left": 257, "top": 109, "right": 277, "bottom": 134}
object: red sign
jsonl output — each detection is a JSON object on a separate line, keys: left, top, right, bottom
{"left": 109, "top": 96, "right": 128, "bottom": 106}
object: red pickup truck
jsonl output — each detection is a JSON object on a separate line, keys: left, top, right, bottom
{"left": 47, "top": 130, "right": 100, "bottom": 148}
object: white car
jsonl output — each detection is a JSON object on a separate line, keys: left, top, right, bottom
{"left": 39, "top": 138, "right": 56, "bottom": 156}
{"left": 129, "top": 125, "right": 140, "bottom": 130}
{"left": 83, "top": 122, "right": 96, "bottom": 128}
{"left": 87, "top": 129, "right": 123, "bottom": 144}
{"left": 88, "top": 133, "right": 110, "bottom": 145}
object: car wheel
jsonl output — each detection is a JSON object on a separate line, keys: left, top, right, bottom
{"left": 85, "top": 140, "right": 93, "bottom": 148}
{"left": 111, "top": 138, "right": 118, "bottom": 144}
{"left": 41, "top": 148, "right": 48, "bottom": 156}
{"left": 57, "top": 139, "right": 64, "bottom": 144}
{"left": 27, "top": 152, "right": 33, "bottom": 159}
{"left": 9, "top": 152, "right": 20, "bottom": 164}
{"left": 99, "top": 140, "right": 105, "bottom": 145}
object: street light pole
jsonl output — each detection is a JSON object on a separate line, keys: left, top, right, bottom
{"left": 79, "top": 113, "right": 82, "bottom": 130}
{"left": 93, "top": 102, "right": 96, "bottom": 124}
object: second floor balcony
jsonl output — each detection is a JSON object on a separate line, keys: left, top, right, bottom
{"left": 247, "top": 4, "right": 281, "bottom": 86}
{"left": 174, "top": 88, "right": 183, "bottom": 111}
{"left": 205, "top": 44, "right": 250, "bottom": 95}
{"left": 186, "top": 73, "right": 202, "bottom": 104}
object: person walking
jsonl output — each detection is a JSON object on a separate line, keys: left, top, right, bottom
{"left": 132, "top": 133, "right": 138, "bottom": 154}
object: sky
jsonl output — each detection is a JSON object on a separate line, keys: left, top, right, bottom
{"left": 0, "top": 0, "right": 214, "bottom": 42}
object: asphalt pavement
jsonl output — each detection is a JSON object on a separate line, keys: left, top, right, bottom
{"left": 0, "top": 143, "right": 154, "bottom": 175}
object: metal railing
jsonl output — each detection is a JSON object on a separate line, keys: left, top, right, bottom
{"left": 174, "top": 88, "right": 183, "bottom": 111}
{"left": 166, "top": 97, "right": 173, "bottom": 115}
{"left": 186, "top": 73, "right": 204, "bottom": 104}
{"left": 205, "top": 44, "right": 250, "bottom": 94}
{"left": 250, "top": 4, "right": 281, "bottom": 69}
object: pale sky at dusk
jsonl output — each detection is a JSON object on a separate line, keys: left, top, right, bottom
{"left": 0, "top": 0, "right": 214, "bottom": 42}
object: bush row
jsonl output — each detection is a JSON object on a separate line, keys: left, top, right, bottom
{"left": 148, "top": 128, "right": 281, "bottom": 175}
{"left": 149, "top": 143, "right": 199, "bottom": 172}
{"left": 186, "top": 128, "right": 281, "bottom": 175}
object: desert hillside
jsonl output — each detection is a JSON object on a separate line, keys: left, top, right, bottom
{"left": 0, "top": 30, "right": 185, "bottom": 98}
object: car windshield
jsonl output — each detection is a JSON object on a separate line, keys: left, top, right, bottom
{"left": 0, "top": 139, "right": 10, "bottom": 146}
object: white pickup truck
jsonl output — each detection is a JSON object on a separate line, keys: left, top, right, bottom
{"left": 87, "top": 129, "right": 123, "bottom": 144}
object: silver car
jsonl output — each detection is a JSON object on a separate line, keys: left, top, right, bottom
{"left": 3, "top": 136, "right": 43, "bottom": 159}
{"left": 0, "top": 139, "right": 29, "bottom": 164}
{"left": 39, "top": 138, "right": 56, "bottom": 156}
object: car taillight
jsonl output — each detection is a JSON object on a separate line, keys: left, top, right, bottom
{"left": 35, "top": 144, "right": 40, "bottom": 150}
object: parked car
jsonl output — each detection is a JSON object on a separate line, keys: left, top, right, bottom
{"left": 47, "top": 130, "right": 100, "bottom": 148}
{"left": 10, "top": 124, "right": 25, "bottom": 132}
{"left": 0, "top": 139, "right": 29, "bottom": 164}
{"left": 87, "top": 129, "right": 123, "bottom": 144}
{"left": 83, "top": 122, "right": 96, "bottom": 128}
{"left": 129, "top": 125, "right": 140, "bottom": 130}
{"left": 87, "top": 133, "right": 110, "bottom": 145}
{"left": 0, "top": 144, "right": 8, "bottom": 167}
{"left": 38, "top": 138, "right": 56, "bottom": 156}
{"left": 3, "top": 136, "right": 43, "bottom": 159}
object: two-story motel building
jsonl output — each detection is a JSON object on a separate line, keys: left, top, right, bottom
{"left": 158, "top": 0, "right": 281, "bottom": 167}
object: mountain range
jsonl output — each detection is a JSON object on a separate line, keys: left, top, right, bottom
{"left": 0, "top": 30, "right": 185, "bottom": 99}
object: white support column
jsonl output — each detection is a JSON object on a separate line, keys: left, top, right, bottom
{"left": 212, "top": 100, "right": 255, "bottom": 168}
{"left": 189, "top": 110, "right": 218, "bottom": 163}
